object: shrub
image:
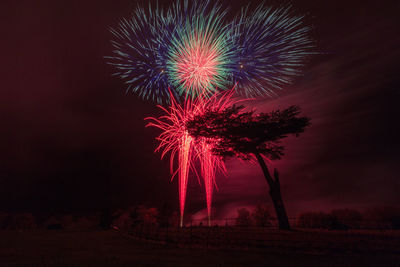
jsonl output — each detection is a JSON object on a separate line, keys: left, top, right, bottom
{"left": 252, "top": 205, "right": 272, "bottom": 227}
{"left": 331, "top": 209, "right": 362, "bottom": 229}
{"left": 297, "top": 212, "right": 340, "bottom": 229}
{"left": 236, "top": 208, "right": 252, "bottom": 227}
{"left": 364, "top": 207, "right": 400, "bottom": 229}
{"left": 15, "top": 213, "right": 36, "bottom": 229}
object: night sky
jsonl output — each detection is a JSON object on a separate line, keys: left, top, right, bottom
{"left": 2, "top": 0, "right": 399, "bottom": 219}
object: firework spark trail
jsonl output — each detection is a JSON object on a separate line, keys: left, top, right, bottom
{"left": 146, "top": 94, "right": 202, "bottom": 226}
{"left": 199, "top": 141, "right": 217, "bottom": 226}
{"left": 195, "top": 90, "right": 246, "bottom": 225}
{"left": 110, "top": 0, "right": 313, "bottom": 225}
{"left": 107, "top": 0, "right": 233, "bottom": 104}
{"left": 145, "top": 94, "right": 196, "bottom": 226}
{"left": 174, "top": 34, "right": 220, "bottom": 94}
{"left": 106, "top": 2, "right": 179, "bottom": 104}
{"left": 166, "top": 1, "right": 233, "bottom": 99}
{"left": 146, "top": 90, "right": 244, "bottom": 226}
{"left": 230, "top": 4, "right": 314, "bottom": 97}
{"left": 178, "top": 132, "right": 192, "bottom": 227}
{"left": 108, "top": 1, "right": 313, "bottom": 104}
{"left": 192, "top": 90, "right": 246, "bottom": 224}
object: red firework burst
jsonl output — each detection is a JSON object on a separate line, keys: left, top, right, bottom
{"left": 146, "top": 89, "right": 247, "bottom": 226}
{"left": 175, "top": 34, "right": 220, "bottom": 95}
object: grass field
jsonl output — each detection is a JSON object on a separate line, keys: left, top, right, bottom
{"left": 0, "top": 229, "right": 399, "bottom": 266}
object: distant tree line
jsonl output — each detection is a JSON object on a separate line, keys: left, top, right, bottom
{"left": 1, "top": 206, "right": 399, "bottom": 230}
{"left": 235, "top": 206, "right": 400, "bottom": 230}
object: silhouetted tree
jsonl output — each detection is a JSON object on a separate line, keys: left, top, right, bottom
{"left": 365, "top": 206, "right": 400, "bottom": 229}
{"left": 297, "top": 212, "right": 337, "bottom": 229}
{"left": 252, "top": 205, "right": 272, "bottom": 227}
{"left": 100, "top": 208, "right": 113, "bottom": 229}
{"left": 158, "top": 202, "right": 174, "bottom": 228}
{"left": 331, "top": 209, "right": 363, "bottom": 229}
{"left": 187, "top": 105, "right": 310, "bottom": 230}
{"left": 236, "top": 208, "right": 252, "bottom": 227}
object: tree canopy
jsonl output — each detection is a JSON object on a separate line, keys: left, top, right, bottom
{"left": 186, "top": 105, "right": 310, "bottom": 160}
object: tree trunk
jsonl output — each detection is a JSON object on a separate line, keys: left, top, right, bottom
{"left": 254, "top": 153, "right": 291, "bottom": 230}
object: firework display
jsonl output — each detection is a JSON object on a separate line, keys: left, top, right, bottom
{"left": 108, "top": 1, "right": 312, "bottom": 103}
{"left": 106, "top": 4, "right": 172, "bottom": 104}
{"left": 108, "top": 0, "right": 313, "bottom": 225}
{"left": 166, "top": 2, "right": 233, "bottom": 99}
{"left": 230, "top": 5, "right": 313, "bottom": 97}
{"left": 145, "top": 94, "right": 196, "bottom": 226}
{"left": 146, "top": 90, "right": 242, "bottom": 225}
{"left": 193, "top": 91, "right": 243, "bottom": 225}
{"left": 108, "top": 0, "right": 232, "bottom": 104}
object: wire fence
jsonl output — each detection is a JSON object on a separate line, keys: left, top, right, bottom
{"left": 123, "top": 217, "right": 400, "bottom": 250}
{"left": 169, "top": 217, "right": 398, "bottom": 229}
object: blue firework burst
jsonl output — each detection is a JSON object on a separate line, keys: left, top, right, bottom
{"left": 230, "top": 4, "right": 314, "bottom": 97}
{"left": 107, "top": 1, "right": 314, "bottom": 103}
{"left": 106, "top": 3, "right": 180, "bottom": 104}
{"left": 107, "top": 0, "right": 232, "bottom": 104}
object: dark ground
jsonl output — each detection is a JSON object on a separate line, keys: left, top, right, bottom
{"left": 1, "top": 230, "right": 399, "bottom": 266}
